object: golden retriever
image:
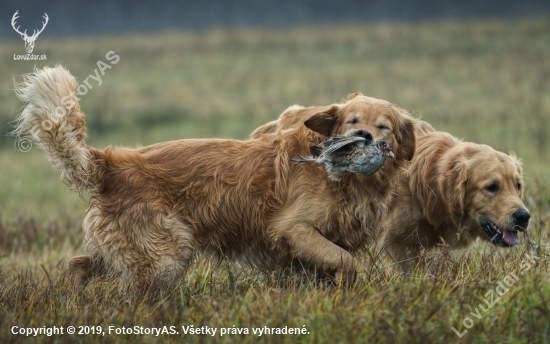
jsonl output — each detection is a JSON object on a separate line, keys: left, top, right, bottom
{"left": 379, "top": 131, "right": 530, "bottom": 271}
{"left": 13, "top": 67, "right": 416, "bottom": 293}
{"left": 251, "top": 95, "right": 530, "bottom": 272}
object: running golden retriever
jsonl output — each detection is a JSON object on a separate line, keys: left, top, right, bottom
{"left": 13, "top": 67, "right": 416, "bottom": 294}
{"left": 379, "top": 131, "right": 530, "bottom": 271}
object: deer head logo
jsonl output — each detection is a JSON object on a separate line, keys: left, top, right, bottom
{"left": 11, "top": 11, "right": 49, "bottom": 54}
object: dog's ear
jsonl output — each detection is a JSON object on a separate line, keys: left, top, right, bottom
{"left": 395, "top": 114, "right": 416, "bottom": 161}
{"left": 438, "top": 152, "right": 471, "bottom": 227}
{"left": 304, "top": 105, "right": 340, "bottom": 137}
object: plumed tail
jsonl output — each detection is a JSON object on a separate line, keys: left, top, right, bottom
{"left": 11, "top": 65, "right": 100, "bottom": 192}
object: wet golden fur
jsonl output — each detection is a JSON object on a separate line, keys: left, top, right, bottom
{"left": 13, "top": 67, "right": 416, "bottom": 294}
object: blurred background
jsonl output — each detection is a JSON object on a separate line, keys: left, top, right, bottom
{"left": 0, "top": 0, "right": 549, "bottom": 221}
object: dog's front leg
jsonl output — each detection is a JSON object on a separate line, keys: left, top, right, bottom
{"left": 275, "top": 224, "right": 355, "bottom": 285}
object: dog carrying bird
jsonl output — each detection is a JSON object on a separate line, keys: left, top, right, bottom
{"left": 12, "top": 67, "right": 417, "bottom": 295}
{"left": 293, "top": 135, "right": 395, "bottom": 180}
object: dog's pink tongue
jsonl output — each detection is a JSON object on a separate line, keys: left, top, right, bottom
{"left": 503, "top": 230, "right": 520, "bottom": 246}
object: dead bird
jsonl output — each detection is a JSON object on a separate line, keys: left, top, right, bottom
{"left": 294, "top": 135, "right": 395, "bottom": 180}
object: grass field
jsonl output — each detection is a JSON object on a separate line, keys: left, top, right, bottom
{"left": 1, "top": 19, "right": 550, "bottom": 343}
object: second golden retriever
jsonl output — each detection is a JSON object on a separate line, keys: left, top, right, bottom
{"left": 379, "top": 131, "right": 530, "bottom": 271}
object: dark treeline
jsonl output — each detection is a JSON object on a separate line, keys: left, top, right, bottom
{"left": 1, "top": 0, "right": 549, "bottom": 39}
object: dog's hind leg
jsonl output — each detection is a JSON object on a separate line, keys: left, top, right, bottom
{"left": 135, "top": 215, "right": 197, "bottom": 297}
{"left": 84, "top": 205, "right": 197, "bottom": 297}
{"left": 68, "top": 206, "right": 110, "bottom": 287}
{"left": 68, "top": 254, "right": 107, "bottom": 286}
{"left": 153, "top": 215, "right": 198, "bottom": 294}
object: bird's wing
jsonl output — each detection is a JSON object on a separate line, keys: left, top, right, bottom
{"left": 321, "top": 136, "right": 366, "bottom": 156}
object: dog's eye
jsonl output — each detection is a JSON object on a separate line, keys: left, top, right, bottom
{"left": 377, "top": 125, "right": 390, "bottom": 131}
{"left": 347, "top": 118, "right": 359, "bottom": 125}
{"left": 517, "top": 183, "right": 521, "bottom": 191}
{"left": 485, "top": 183, "right": 500, "bottom": 193}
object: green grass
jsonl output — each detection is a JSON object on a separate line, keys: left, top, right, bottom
{"left": 0, "top": 18, "right": 550, "bottom": 343}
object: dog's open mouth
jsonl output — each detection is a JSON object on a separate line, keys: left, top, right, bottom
{"left": 480, "top": 221, "right": 520, "bottom": 247}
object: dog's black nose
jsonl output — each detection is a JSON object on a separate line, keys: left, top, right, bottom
{"left": 352, "top": 129, "right": 373, "bottom": 143}
{"left": 512, "top": 208, "right": 530, "bottom": 230}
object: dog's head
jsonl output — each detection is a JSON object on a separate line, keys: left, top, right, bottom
{"left": 438, "top": 144, "right": 530, "bottom": 247}
{"left": 303, "top": 94, "right": 416, "bottom": 162}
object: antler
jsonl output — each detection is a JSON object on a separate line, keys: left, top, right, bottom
{"left": 11, "top": 10, "right": 28, "bottom": 38}
{"left": 30, "top": 13, "right": 49, "bottom": 39}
